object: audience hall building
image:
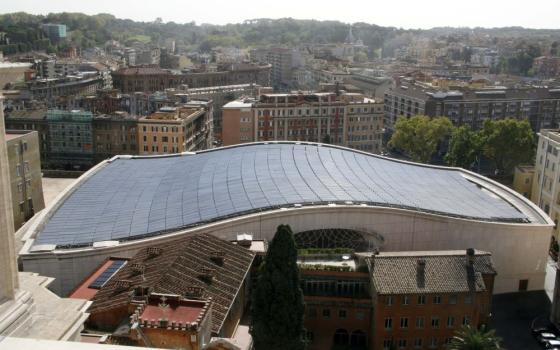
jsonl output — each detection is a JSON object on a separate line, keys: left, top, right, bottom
{"left": 17, "top": 142, "right": 552, "bottom": 299}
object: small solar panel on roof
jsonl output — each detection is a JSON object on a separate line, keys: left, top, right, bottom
{"left": 89, "top": 260, "right": 127, "bottom": 289}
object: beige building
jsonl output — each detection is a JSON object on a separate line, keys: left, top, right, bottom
{"left": 513, "top": 165, "right": 535, "bottom": 199}
{"left": 0, "top": 62, "right": 32, "bottom": 89}
{"left": 222, "top": 92, "right": 384, "bottom": 153}
{"left": 5, "top": 130, "right": 45, "bottom": 231}
{"left": 0, "top": 96, "right": 91, "bottom": 342}
{"left": 138, "top": 104, "right": 212, "bottom": 155}
{"left": 533, "top": 130, "right": 560, "bottom": 238}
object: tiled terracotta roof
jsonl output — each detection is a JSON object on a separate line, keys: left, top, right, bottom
{"left": 113, "top": 67, "right": 170, "bottom": 76}
{"left": 88, "top": 233, "right": 254, "bottom": 333}
{"left": 369, "top": 250, "right": 496, "bottom": 295}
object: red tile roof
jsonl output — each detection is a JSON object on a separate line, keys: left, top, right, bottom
{"left": 88, "top": 234, "right": 254, "bottom": 333}
{"left": 69, "top": 258, "right": 129, "bottom": 300}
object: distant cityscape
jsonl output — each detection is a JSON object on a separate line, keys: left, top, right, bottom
{"left": 1, "top": 11, "right": 560, "bottom": 350}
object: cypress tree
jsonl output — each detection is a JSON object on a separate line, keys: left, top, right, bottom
{"left": 250, "top": 224, "right": 305, "bottom": 350}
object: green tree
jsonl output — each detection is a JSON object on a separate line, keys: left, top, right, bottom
{"left": 447, "top": 325, "right": 501, "bottom": 350}
{"left": 389, "top": 115, "right": 453, "bottom": 163}
{"left": 322, "top": 134, "right": 331, "bottom": 144}
{"left": 250, "top": 224, "right": 305, "bottom": 350}
{"left": 480, "top": 118, "right": 535, "bottom": 175}
{"left": 445, "top": 126, "right": 482, "bottom": 169}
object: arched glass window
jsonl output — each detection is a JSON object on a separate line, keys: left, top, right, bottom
{"left": 351, "top": 330, "right": 367, "bottom": 347}
{"left": 333, "top": 329, "right": 349, "bottom": 345}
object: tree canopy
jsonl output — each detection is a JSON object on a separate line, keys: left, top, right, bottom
{"left": 445, "top": 126, "right": 482, "bottom": 169}
{"left": 447, "top": 325, "right": 501, "bottom": 350}
{"left": 389, "top": 115, "right": 453, "bottom": 163}
{"left": 480, "top": 118, "right": 535, "bottom": 175}
{"left": 250, "top": 224, "right": 306, "bottom": 350}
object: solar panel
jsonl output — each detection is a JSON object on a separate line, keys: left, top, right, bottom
{"left": 34, "top": 143, "right": 530, "bottom": 248}
{"left": 88, "top": 260, "right": 127, "bottom": 289}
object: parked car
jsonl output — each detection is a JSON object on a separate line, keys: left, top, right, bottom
{"left": 538, "top": 333, "right": 559, "bottom": 346}
{"left": 534, "top": 327, "right": 555, "bottom": 338}
{"left": 545, "top": 340, "right": 560, "bottom": 349}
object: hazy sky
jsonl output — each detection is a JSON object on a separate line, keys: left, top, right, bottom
{"left": 2, "top": 0, "right": 559, "bottom": 29}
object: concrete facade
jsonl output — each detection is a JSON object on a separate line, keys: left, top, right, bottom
{"left": 0, "top": 96, "right": 19, "bottom": 301}
{"left": 15, "top": 141, "right": 553, "bottom": 298}
{"left": 533, "top": 130, "right": 560, "bottom": 239}
{"left": 5, "top": 130, "right": 45, "bottom": 231}
{"left": 19, "top": 204, "right": 551, "bottom": 296}
{"left": 513, "top": 165, "right": 535, "bottom": 199}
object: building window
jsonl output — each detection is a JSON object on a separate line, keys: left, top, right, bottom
{"left": 433, "top": 295, "right": 441, "bottom": 304}
{"left": 333, "top": 329, "right": 349, "bottom": 345}
{"left": 339, "top": 309, "right": 347, "bottom": 319}
{"left": 351, "top": 331, "right": 367, "bottom": 347}
{"left": 414, "top": 338, "right": 423, "bottom": 349}
{"left": 383, "top": 339, "right": 393, "bottom": 350}
{"left": 447, "top": 316, "right": 455, "bottom": 328}
{"left": 402, "top": 295, "right": 409, "bottom": 305}
{"left": 323, "top": 309, "right": 330, "bottom": 319}
{"left": 386, "top": 296, "right": 394, "bottom": 306}
{"left": 431, "top": 317, "right": 440, "bottom": 328}
{"left": 384, "top": 317, "right": 393, "bottom": 330}
{"left": 449, "top": 294, "right": 457, "bottom": 304}
{"left": 416, "top": 317, "right": 424, "bottom": 329}
{"left": 356, "top": 311, "right": 365, "bottom": 320}
{"left": 16, "top": 164, "right": 21, "bottom": 177}
{"left": 400, "top": 317, "right": 409, "bottom": 329}
{"left": 463, "top": 316, "right": 471, "bottom": 326}
{"left": 398, "top": 339, "right": 407, "bottom": 349}
{"left": 418, "top": 295, "right": 426, "bottom": 305}
{"left": 519, "top": 279, "right": 529, "bottom": 291}
{"left": 306, "top": 331, "right": 314, "bottom": 343}
{"left": 464, "top": 295, "right": 473, "bottom": 304}
{"left": 429, "top": 337, "right": 438, "bottom": 349}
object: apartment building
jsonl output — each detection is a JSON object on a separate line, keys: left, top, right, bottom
{"left": 112, "top": 63, "right": 270, "bottom": 93}
{"left": 92, "top": 112, "right": 140, "bottom": 162}
{"left": 4, "top": 130, "right": 45, "bottom": 230}
{"left": 299, "top": 254, "right": 371, "bottom": 350}
{"left": 369, "top": 249, "right": 496, "bottom": 350}
{"left": 384, "top": 84, "right": 560, "bottom": 132}
{"left": 513, "top": 165, "right": 535, "bottom": 199}
{"left": 250, "top": 48, "right": 301, "bottom": 90}
{"left": 222, "top": 91, "right": 384, "bottom": 153}
{"left": 138, "top": 103, "right": 212, "bottom": 155}
{"left": 532, "top": 129, "right": 560, "bottom": 238}
{"left": 46, "top": 109, "right": 94, "bottom": 169}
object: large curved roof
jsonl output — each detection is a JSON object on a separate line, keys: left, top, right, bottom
{"left": 35, "top": 143, "right": 530, "bottom": 248}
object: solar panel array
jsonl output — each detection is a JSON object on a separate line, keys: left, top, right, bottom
{"left": 88, "top": 260, "right": 127, "bottom": 289}
{"left": 35, "top": 143, "right": 528, "bottom": 247}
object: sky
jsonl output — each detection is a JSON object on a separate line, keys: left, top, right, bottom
{"left": 1, "top": 0, "right": 559, "bottom": 29}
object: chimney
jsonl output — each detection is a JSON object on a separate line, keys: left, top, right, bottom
{"left": 185, "top": 286, "right": 204, "bottom": 299}
{"left": 417, "top": 259, "right": 426, "bottom": 275}
{"left": 130, "top": 263, "right": 146, "bottom": 275}
{"left": 466, "top": 248, "right": 475, "bottom": 266}
{"left": 198, "top": 267, "right": 214, "bottom": 283}
{"left": 146, "top": 247, "right": 162, "bottom": 258}
{"left": 210, "top": 251, "right": 225, "bottom": 266}
{"left": 113, "top": 279, "right": 131, "bottom": 292}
